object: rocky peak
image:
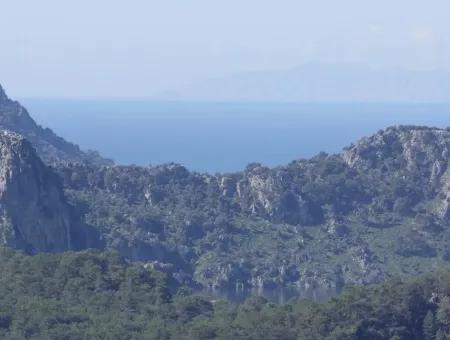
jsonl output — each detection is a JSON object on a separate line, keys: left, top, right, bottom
{"left": 342, "top": 126, "right": 450, "bottom": 221}
{"left": 342, "top": 126, "right": 450, "bottom": 172}
{"left": 0, "top": 130, "right": 79, "bottom": 253}
{"left": 0, "top": 85, "right": 8, "bottom": 103}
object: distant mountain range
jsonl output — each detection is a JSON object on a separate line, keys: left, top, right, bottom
{"left": 164, "top": 63, "right": 450, "bottom": 102}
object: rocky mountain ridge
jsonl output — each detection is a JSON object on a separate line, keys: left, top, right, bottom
{"left": 0, "top": 85, "right": 112, "bottom": 166}
{"left": 56, "top": 126, "right": 450, "bottom": 291}
{"left": 1, "top": 83, "right": 450, "bottom": 292}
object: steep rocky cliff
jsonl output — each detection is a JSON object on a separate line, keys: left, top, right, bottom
{"left": 0, "top": 84, "right": 112, "bottom": 166}
{"left": 0, "top": 130, "right": 95, "bottom": 253}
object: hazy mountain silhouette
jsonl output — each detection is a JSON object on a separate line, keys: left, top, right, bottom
{"left": 166, "top": 63, "right": 450, "bottom": 102}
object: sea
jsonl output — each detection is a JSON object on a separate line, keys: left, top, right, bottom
{"left": 20, "top": 99, "right": 450, "bottom": 173}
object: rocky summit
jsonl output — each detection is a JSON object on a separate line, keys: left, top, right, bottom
{"left": 0, "top": 130, "right": 99, "bottom": 253}
{"left": 0, "top": 85, "right": 8, "bottom": 102}
{"left": 0, "top": 130, "right": 73, "bottom": 252}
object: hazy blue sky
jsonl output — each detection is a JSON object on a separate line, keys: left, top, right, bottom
{"left": 1, "top": 0, "right": 450, "bottom": 98}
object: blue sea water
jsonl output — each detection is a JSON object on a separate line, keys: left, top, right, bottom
{"left": 20, "top": 99, "right": 450, "bottom": 173}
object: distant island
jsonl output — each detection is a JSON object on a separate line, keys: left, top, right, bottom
{"left": 164, "top": 62, "right": 450, "bottom": 103}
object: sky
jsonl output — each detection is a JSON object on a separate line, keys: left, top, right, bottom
{"left": 1, "top": 0, "right": 450, "bottom": 98}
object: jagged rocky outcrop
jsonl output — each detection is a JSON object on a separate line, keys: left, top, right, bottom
{"left": 343, "top": 126, "right": 450, "bottom": 219}
{"left": 0, "top": 84, "right": 112, "bottom": 166}
{"left": 342, "top": 126, "right": 450, "bottom": 172}
{"left": 0, "top": 130, "right": 96, "bottom": 253}
{"left": 234, "top": 163, "right": 317, "bottom": 225}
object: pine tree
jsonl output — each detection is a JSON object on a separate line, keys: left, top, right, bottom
{"left": 423, "top": 310, "right": 437, "bottom": 340}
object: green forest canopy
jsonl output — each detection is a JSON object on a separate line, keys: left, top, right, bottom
{"left": 1, "top": 248, "right": 450, "bottom": 339}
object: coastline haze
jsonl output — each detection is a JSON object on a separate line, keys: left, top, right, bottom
{"left": 2, "top": 0, "right": 450, "bottom": 99}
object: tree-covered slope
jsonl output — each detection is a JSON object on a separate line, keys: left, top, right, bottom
{"left": 56, "top": 126, "right": 450, "bottom": 291}
{"left": 1, "top": 248, "right": 450, "bottom": 340}
{"left": 0, "top": 84, "right": 111, "bottom": 166}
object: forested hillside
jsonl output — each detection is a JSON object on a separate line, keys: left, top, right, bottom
{"left": 56, "top": 126, "right": 450, "bottom": 291}
{"left": 1, "top": 248, "right": 450, "bottom": 340}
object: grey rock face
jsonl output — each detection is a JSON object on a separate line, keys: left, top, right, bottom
{"left": 0, "top": 85, "right": 8, "bottom": 103}
{"left": 216, "top": 164, "right": 316, "bottom": 225}
{"left": 342, "top": 126, "right": 450, "bottom": 172}
{"left": 0, "top": 130, "right": 75, "bottom": 253}
{"left": 343, "top": 126, "right": 450, "bottom": 221}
